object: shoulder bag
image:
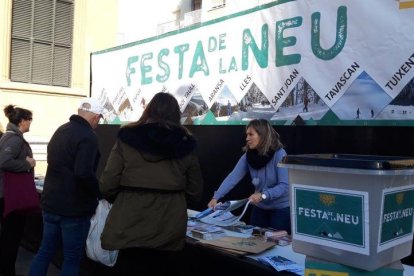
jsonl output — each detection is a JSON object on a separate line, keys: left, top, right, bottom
{"left": 1, "top": 132, "right": 40, "bottom": 218}
{"left": 3, "top": 171, "right": 40, "bottom": 218}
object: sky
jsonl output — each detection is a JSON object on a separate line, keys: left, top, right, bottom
{"left": 117, "top": 0, "right": 186, "bottom": 45}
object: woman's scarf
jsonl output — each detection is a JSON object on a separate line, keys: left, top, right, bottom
{"left": 246, "top": 148, "right": 275, "bottom": 169}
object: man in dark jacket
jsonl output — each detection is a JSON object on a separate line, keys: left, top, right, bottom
{"left": 29, "top": 97, "right": 104, "bottom": 276}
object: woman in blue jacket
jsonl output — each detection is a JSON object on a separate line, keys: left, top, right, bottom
{"left": 208, "top": 119, "right": 290, "bottom": 233}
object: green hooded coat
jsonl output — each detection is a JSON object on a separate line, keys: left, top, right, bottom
{"left": 100, "top": 123, "right": 203, "bottom": 251}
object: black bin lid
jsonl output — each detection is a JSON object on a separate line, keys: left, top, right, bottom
{"left": 281, "top": 154, "right": 414, "bottom": 170}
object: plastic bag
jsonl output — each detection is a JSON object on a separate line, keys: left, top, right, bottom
{"left": 86, "top": 199, "right": 119, "bottom": 266}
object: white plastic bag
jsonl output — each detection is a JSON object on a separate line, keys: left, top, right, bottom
{"left": 86, "top": 199, "right": 119, "bottom": 266}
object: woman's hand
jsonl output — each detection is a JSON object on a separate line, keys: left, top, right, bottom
{"left": 249, "top": 192, "right": 262, "bottom": 205}
{"left": 208, "top": 198, "right": 218, "bottom": 209}
{"left": 26, "top": 156, "right": 36, "bottom": 168}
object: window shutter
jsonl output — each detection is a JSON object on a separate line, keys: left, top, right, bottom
{"left": 10, "top": 0, "right": 32, "bottom": 83}
{"left": 55, "top": 1, "right": 73, "bottom": 45}
{"left": 32, "top": 42, "right": 52, "bottom": 84}
{"left": 11, "top": 0, "right": 31, "bottom": 38}
{"left": 10, "top": 39, "right": 31, "bottom": 83}
{"left": 10, "top": 0, "right": 74, "bottom": 87}
{"left": 33, "top": 0, "right": 53, "bottom": 42}
{"left": 53, "top": 46, "right": 71, "bottom": 86}
{"left": 53, "top": 0, "right": 73, "bottom": 86}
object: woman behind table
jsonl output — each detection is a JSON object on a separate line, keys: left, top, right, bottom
{"left": 208, "top": 119, "right": 291, "bottom": 233}
{"left": 0, "top": 105, "right": 36, "bottom": 276}
{"left": 100, "top": 92, "right": 203, "bottom": 276}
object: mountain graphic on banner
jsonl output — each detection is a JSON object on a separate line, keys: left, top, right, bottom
{"left": 109, "top": 116, "right": 122, "bottom": 125}
{"left": 181, "top": 91, "right": 209, "bottom": 125}
{"left": 271, "top": 78, "right": 329, "bottom": 122}
{"left": 318, "top": 110, "right": 341, "bottom": 125}
{"left": 98, "top": 89, "right": 119, "bottom": 124}
{"left": 330, "top": 71, "right": 392, "bottom": 120}
{"left": 376, "top": 77, "right": 414, "bottom": 120}
{"left": 290, "top": 115, "right": 306, "bottom": 126}
{"left": 305, "top": 118, "right": 318, "bottom": 126}
{"left": 210, "top": 85, "right": 238, "bottom": 121}
{"left": 235, "top": 82, "right": 276, "bottom": 121}
{"left": 193, "top": 110, "right": 217, "bottom": 125}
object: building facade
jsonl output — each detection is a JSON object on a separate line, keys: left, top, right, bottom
{"left": 0, "top": 0, "right": 267, "bottom": 174}
{"left": 0, "top": 0, "right": 119, "bottom": 173}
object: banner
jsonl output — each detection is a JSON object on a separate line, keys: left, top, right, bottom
{"left": 91, "top": 0, "right": 414, "bottom": 126}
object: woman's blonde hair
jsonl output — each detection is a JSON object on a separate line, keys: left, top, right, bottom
{"left": 244, "top": 119, "right": 283, "bottom": 155}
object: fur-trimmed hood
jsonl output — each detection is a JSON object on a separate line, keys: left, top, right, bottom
{"left": 118, "top": 123, "right": 197, "bottom": 160}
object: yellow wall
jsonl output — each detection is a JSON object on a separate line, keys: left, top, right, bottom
{"left": 0, "top": 0, "right": 119, "bottom": 175}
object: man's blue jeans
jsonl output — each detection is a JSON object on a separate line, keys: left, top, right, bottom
{"left": 29, "top": 211, "right": 91, "bottom": 276}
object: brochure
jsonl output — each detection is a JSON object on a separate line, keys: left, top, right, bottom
{"left": 258, "top": 255, "right": 304, "bottom": 275}
{"left": 221, "top": 222, "right": 255, "bottom": 234}
{"left": 259, "top": 256, "right": 304, "bottom": 275}
{"left": 200, "top": 198, "right": 251, "bottom": 226}
{"left": 190, "top": 225, "right": 226, "bottom": 240}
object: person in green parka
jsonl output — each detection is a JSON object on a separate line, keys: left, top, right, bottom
{"left": 100, "top": 92, "right": 203, "bottom": 276}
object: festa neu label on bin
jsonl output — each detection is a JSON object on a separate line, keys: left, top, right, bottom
{"left": 377, "top": 185, "right": 414, "bottom": 253}
{"left": 292, "top": 184, "right": 369, "bottom": 255}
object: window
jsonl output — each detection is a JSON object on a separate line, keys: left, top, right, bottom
{"left": 192, "top": 0, "right": 202, "bottom": 10}
{"left": 10, "top": 0, "right": 74, "bottom": 87}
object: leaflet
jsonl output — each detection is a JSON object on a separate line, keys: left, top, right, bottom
{"left": 200, "top": 198, "right": 251, "bottom": 226}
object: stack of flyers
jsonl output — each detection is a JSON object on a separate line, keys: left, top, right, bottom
{"left": 221, "top": 223, "right": 255, "bottom": 234}
{"left": 258, "top": 255, "right": 304, "bottom": 275}
{"left": 190, "top": 225, "right": 226, "bottom": 240}
{"left": 200, "top": 199, "right": 251, "bottom": 226}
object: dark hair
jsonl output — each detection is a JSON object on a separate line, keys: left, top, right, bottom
{"left": 3, "top": 105, "right": 33, "bottom": 125}
{"left": 244, "top": 119, "right": 283, "bottom": 155}
{"left": 126, "top": 92, "right": 184, "bottom": 129}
